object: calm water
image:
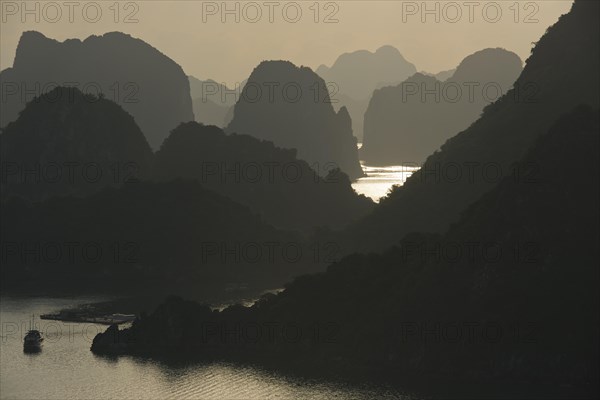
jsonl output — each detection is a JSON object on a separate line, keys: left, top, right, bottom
{"left": 0, "top": 296, "right": 415, "bottom": 400}
{"left": 352, "top": 163, "right": 420, "bottom": 201}
{"left": 351, "top": 143, "right": 420, "bottom": 201}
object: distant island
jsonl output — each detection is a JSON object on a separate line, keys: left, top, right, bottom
{"left": 226, "top": 60, "right": 364, "bottom": 180}
{"left": 360, "top": 48, "right": 523, "bottom": 165}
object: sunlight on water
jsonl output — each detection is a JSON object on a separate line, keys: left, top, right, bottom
{"left": 351, "top": 143, "right": 420, "bottom": 202}
{"left": 0, "top": 296, "right": 416, "bottom": 400}
{"left": 352, "top": 163, "right": 420, "bottom": 202}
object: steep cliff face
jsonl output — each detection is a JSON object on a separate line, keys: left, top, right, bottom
{"left": 350, "top": 0, "right": 599, "bottom": 252}
{"left": 361, "top": 48, "right": 523, "bottom": 165}
{"left": 226, "top": 61, "right": 363, "bottom": 180}
{"left": 317, "top": 45, "right": 417, "bottom": 141}
{"left": 0, "top": 87, "right": 154, "bottom": 200}
{"left": 0, "top": 31, "right": 194, "bottom": 149}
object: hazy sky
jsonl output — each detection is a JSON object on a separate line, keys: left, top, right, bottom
{"left": 1, "top": 1, "right": 574, "bottom": 83}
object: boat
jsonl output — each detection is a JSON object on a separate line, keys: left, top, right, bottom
{"left": 23, "top": 329, "right": 44, "bottom": 351}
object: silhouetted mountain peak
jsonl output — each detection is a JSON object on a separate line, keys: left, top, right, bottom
{"left": 226, "top": 60, "right": 363, "bottom": 179}
{"left": 12, "top": 31, "right": 56, "bottom": 70}
{"left": 15, "top": 29, "right": 49, "bottom": 45}
{"left": 375, "top": 44, "right": 406, "bottom": 58}
{"left": 333, "top": 45, "right": 410, "bottom": 68}
{"left": 1, "top": 86, "right": 154, "bottom": 200}
{"left": 14, "top": 31, "right": 157, "bottom": 68}
{"left": 3, "top": 31, "right": 194, "bottom": 149}
{"left": 361, "top": 46, "right": 524, "bottom": 165}
{"left": 449, "top": 47, "right": 522, "bottom": 83}
{"left": 250, "top": 60, "right": 324, "bottom": 88}
{"left": 336, "top": 105, "right": 351, "bottom": 121}
{"left": 236, "top": 60, "right": 335, "bottom": 116}
{"left": 318, "top": 45, "right": 417, "bottom": 100}
{"left": 315, "top": 45, "right": 417, "bottom": 140}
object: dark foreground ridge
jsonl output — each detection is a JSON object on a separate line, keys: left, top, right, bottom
{"left": 345, "top": 0, "right": 599, "bottom": 253}
{"left": 92, "top": 106, "right": 599, "bottom": 396}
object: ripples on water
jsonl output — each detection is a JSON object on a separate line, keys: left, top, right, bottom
{"left": 0, "top": 297, "right": 416, "bottom": 400}
{"left": 1, "top": 147, "right": 422, "bottom": 399}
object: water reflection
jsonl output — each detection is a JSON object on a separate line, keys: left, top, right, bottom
{"left": 352, "top": 163, "right": 420, "bottom": 201}
{"left": 1, "top": 296, "right": 417, "bottom": 400}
